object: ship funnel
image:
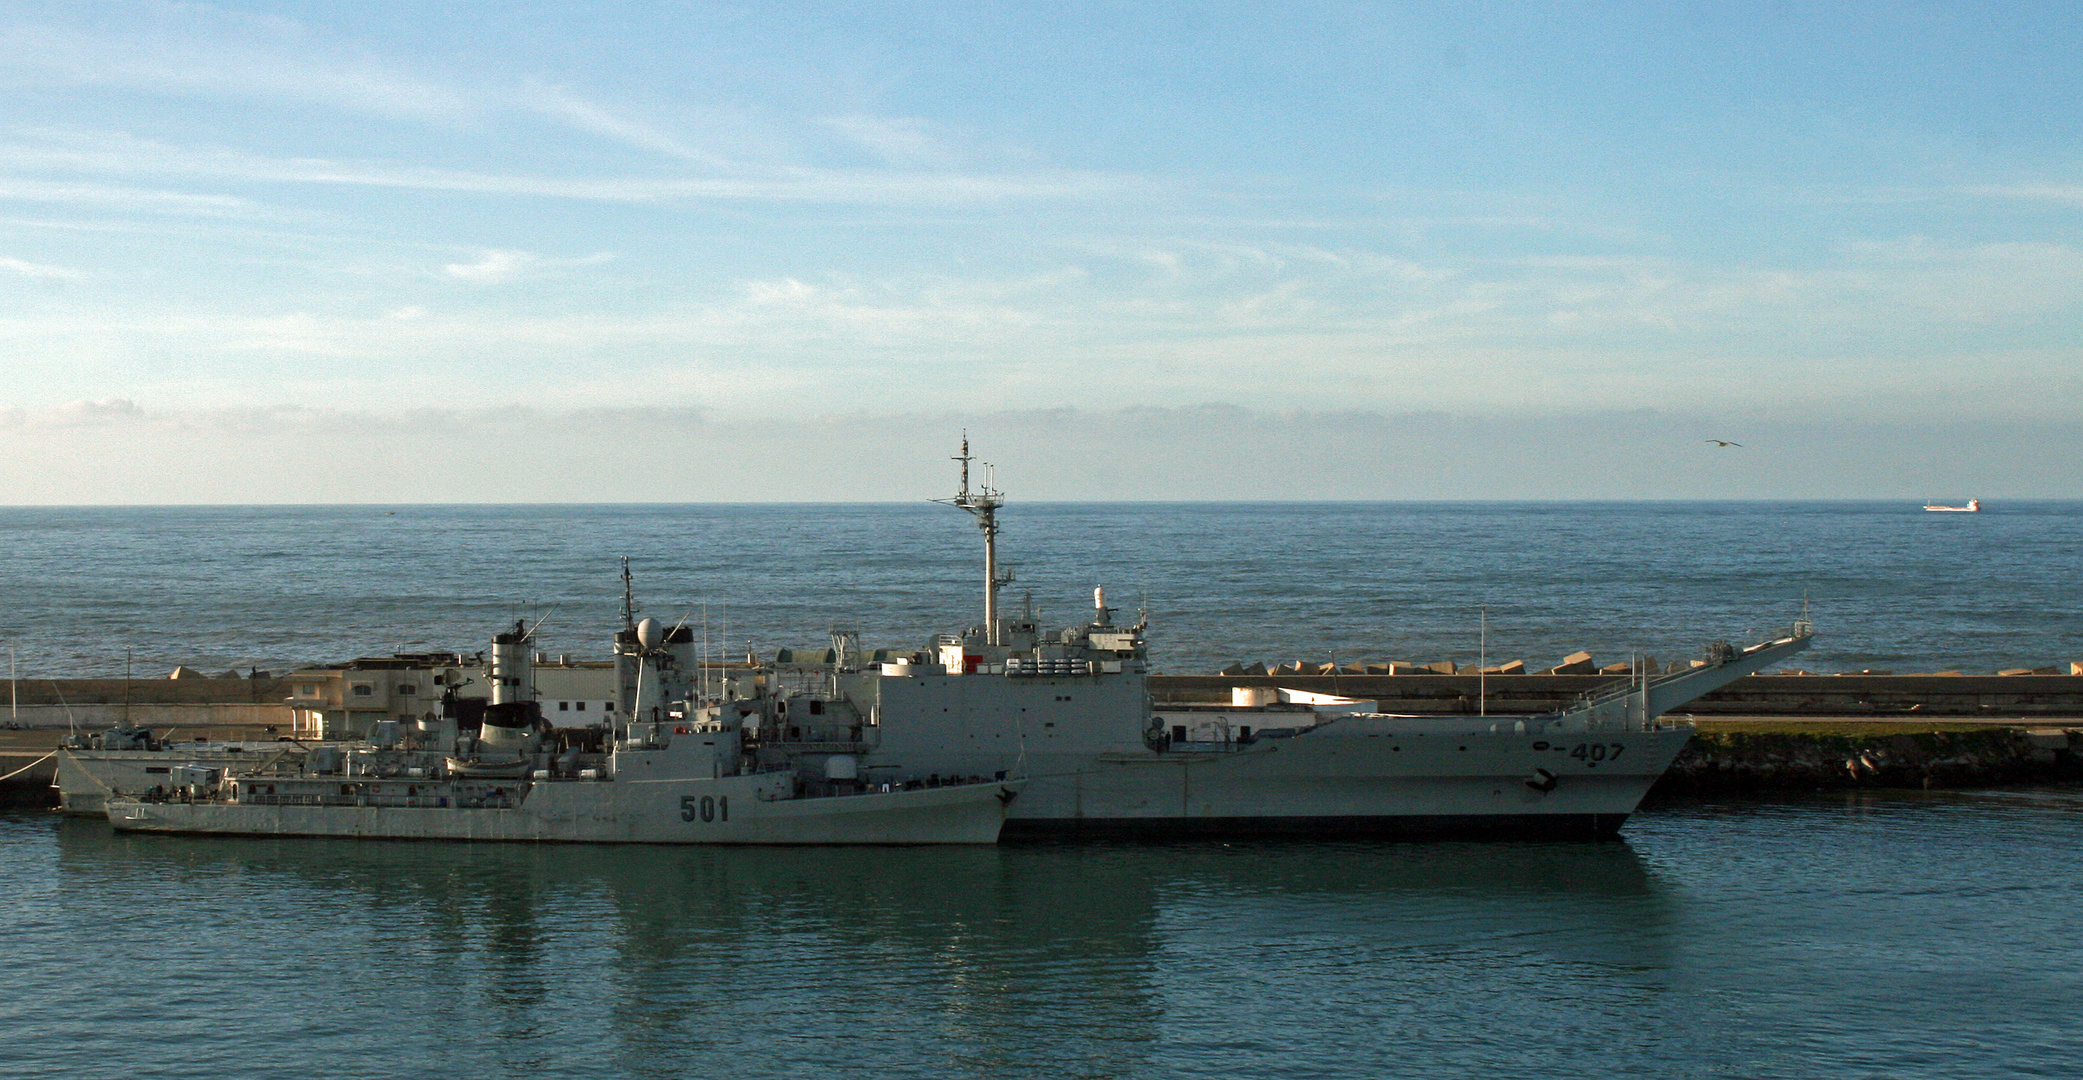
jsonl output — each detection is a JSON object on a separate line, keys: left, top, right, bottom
{"left": 488, "top": 621, "right": 533, "bottom": 707}
{"left": 481, "top": 620, "right": 542, "bottom": 760}
{"left": 636, "top": 617, "right": 662, "bottom": 650}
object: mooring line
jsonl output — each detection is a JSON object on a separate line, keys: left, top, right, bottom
{"left": 0, "top": 750, "right": 56, "bottom": 783}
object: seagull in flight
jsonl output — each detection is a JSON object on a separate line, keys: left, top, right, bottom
{"left": 1705, "top": 439, "right": 1742, "bottom": 447}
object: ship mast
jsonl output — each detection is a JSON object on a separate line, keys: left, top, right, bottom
{"left": 939, "top": 434, "right": 1007, "bottom": 645}
{"left": 620, "top": 556, "right": 636, "bottom": 630}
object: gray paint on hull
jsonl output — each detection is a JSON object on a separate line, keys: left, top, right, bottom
{"left": 1002, "top": 812, "right": 1632, "bottom": 840}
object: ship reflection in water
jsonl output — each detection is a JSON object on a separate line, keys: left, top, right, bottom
{"left": 43, "top": 817, "right": 1677, "bottom": 1078}
{"left": 29, "top": 796, "right": 2083, "bottom": 1078}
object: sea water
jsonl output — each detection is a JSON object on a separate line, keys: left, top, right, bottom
{"left": 2, "top": 501, "right": 2079, "bottom": 1077}
{"left": 1, "top": 790, "right": 2079, "bottom": 1078}
{"left": 0, "top": 501, "right": 2076, "bottom": 677}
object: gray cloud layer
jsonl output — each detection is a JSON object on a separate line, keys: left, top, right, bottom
{"left": 0, "top": 402, "right": 2069, "bottom": 502}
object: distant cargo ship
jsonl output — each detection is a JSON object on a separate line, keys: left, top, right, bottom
{"left": 1924, "top": 499, "right": 1981, "bottom": 512}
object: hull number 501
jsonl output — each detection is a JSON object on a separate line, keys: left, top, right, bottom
{"left": 680, "top": 795, "right": 729, "bottom": 823}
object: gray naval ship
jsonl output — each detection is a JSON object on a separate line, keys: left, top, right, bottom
{"left": 102, "top": 618, "right": 1020, "bottom": 844}
{"left": 85, "top": 439, "right": 1812, "bottom": 840}
{"left": 718, "top": 440, "right": 1812, "bottom": 839}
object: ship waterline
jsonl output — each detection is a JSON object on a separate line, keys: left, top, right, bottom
{"left": 985, "top": 725, "right": 1694, "bottom": 838}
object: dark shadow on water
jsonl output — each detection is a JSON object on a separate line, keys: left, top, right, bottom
{"left": 1644, "top": 783, "right": 2083, "bottom": 821}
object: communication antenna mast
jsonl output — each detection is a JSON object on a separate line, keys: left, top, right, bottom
{"left": 620, "top": 557, "right": 636, "bottom": 630}
{"left": 934, "top": 432, "right": 1010, "bottom": 645}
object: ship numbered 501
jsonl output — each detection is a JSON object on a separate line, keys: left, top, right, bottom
{"left": 680, "top": 795, "right": 730, "bottom": 823}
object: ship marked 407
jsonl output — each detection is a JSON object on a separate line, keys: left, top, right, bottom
{"left": 1535, "top": 740, "right": 1626, "bottom": 764}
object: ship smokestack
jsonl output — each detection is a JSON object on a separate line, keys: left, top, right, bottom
{"left": 488, "top": 620, "right": 533, "bottom": 706}
{"left": 480, "top": 620, "right": 541, "bottom": 760}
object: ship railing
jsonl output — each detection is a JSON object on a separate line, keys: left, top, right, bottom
{"left": 1568, "top": 621, "right": 1815, "bottom": 721}
{"left": 1588, "top": 624, "right": 1792, "bottom": 705}
{"left": 764, "top": 740, "right": 871, "bottom": 754}
{"left": 241, "top": 793, "right": 517, "bottom": 810}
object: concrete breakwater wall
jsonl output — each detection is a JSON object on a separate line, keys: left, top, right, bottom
{"left": 9, "top": 673, "right": 2083, "bottom": 720}
{"left": 0, "top": 677, "right": 292, "bottom": 730}
{"left": 1151, "top": 674, "right": 2083, "bottom": 717}
{"left": 0, "top": 676, "right": 288, "bottom": 709}
{"left": 0, "top": 703, "right": 287, "bottom": 729}
{"left": 1650, "top": 726, "right": 2083, "bottom": 797}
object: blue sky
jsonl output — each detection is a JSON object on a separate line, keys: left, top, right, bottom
{"left": 1, "top": 2, "right": 2079, "bottom": 500}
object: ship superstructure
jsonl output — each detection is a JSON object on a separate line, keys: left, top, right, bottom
{"left": 101, "top": 607, "right": 1020, "bottom": 845}
{"left": 710, "top": 440, "right": 1813, "bottom": 838}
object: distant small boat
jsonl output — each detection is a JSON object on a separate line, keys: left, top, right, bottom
{"left": 1924, "top": 499, "right": 1980, "bottom": 513}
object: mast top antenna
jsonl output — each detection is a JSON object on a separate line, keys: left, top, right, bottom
{"left": 620, "top": 556, "right": 636, "bottom": 629}
{"left": 955, "top": 432, "right": 972, "bottom": 499}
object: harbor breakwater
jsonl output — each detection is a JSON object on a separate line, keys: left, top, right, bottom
{"left": 6, "top": 673, "right": 2083, "bottom": 807}
{"left": 1153, "top": 672, "right": 2083, "bottom": 717}
{"left": 1651, "top": 725, "right": 2083, "bottom": 799}
{"left": 11, "top": 671, "right": 2083, "bottom": 721}
{"left": 1161, "top": 673, "right": 2083, "bottom": 797}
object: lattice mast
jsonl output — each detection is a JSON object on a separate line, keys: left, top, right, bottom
{"left": 939, "top": 434, "right": 1009, "bottom": 645}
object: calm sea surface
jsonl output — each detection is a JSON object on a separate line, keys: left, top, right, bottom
{"left": 2, "top": 503, "right": 2079, "bottom": 1076}
{"left": 3, "top": 791, "right": 2080, "bottom": 1079}
{"left": 0, "top": 501, "right": 2077, "bottom": 677}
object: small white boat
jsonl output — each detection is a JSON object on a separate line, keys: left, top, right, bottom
{"left": 1924, "top": 499, "right": 1980, "bottom": 512}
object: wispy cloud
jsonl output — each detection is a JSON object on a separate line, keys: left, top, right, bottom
{"left": 1968, "top": 184, "right": 2083, "bottom": 207}
{"left": 823, "top": 116, "right": 963, "bottom": 167}
{"left": 0, "top": 397, "right": 148, "bottom": 427}
{"left": 0, "top": 254, "right": 79, "bottom": 278}
{"left": 7, "top": 235, "right": 2075, "bottom": 422}
{"left": 4, "top": 401, "right": 2079, "bottom": 503}
{"left": 0, "top": 174, "right": 247, "bottom": 214}
{"left": 443, "top": 249, "right": 534, "bottom": 283}
{"left": 441, "top": 249, "right": 613, "bottom": 282}
{"left": 0, "top": 15, "right": 477, "bottom": 123}
{"left": 525, "top": 87, "right": 735, "bottom": 167}
{"left": 0, "top": 126, "right": 1146, "bottom": 207}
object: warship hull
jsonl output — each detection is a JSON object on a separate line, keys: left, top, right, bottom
{"left": 1007, "top": 812, "right": 1635, "bottom": 840}
{"left": 870, "top": 712, "right": 1691, "bottom": 837}
{"left": 106, "top": 775, "right": 1017, "bottom": 845}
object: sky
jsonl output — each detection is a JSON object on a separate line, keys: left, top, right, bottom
{"left": 1, "top": 1, "right": 2080, "bottom": 501}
